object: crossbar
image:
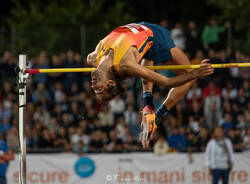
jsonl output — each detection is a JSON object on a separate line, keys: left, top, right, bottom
{"left": 25, "top": 63, "right": 250, "bottom": 73}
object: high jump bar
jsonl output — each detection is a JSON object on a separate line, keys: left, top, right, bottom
{"left": 25, "top": 63, "right": 250, "bottom": 73}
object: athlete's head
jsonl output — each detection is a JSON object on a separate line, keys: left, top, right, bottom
{"left": 91, "top": 66, "right": 126, "bottom": 101}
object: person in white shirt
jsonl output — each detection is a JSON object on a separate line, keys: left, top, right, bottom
{"left": 205, "top": 126, "right": 234, "bottom": 184}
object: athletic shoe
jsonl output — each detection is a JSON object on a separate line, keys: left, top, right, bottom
{"left": 140, "top": 105, "right": 158, "bottom": 148}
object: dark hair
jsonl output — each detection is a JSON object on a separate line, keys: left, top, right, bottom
{"left": 102, "top": 66, "right": 126, "bottom": 101}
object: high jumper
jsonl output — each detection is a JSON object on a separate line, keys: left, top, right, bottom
{"left": 86, "top": 22, "right": 214, "bottom": 148}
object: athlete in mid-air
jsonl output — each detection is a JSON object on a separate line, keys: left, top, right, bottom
{"left": 87, "top": 22, "right": 213, "bottom": 148}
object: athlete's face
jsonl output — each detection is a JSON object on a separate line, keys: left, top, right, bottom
{"left": 91, "top": 70, "right": 113, "bottom": 101}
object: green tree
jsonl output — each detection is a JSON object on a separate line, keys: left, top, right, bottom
{"left": 207, "top": 0, "right": 250, "bottom": 53}
{"left": 8, "top": 0, "right": 135, "bottom": 56}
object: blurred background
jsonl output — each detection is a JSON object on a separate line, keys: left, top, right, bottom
{"left": 0, "top": 0, "right": 250, "bottom": 183}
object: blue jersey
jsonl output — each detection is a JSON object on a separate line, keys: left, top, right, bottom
{"left": 0, "top": 141, "right": 10, "bottom": 177}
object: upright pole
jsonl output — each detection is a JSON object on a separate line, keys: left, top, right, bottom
{"left": 18, "top": 55, "right": 27, "bottom": 184}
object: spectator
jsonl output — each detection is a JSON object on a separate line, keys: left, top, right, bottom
{"left": 202, "top": 81, "right": 221, "bottom": 99}
{"left": 186, "top": 82, "right": 202, "bottom": 106}
{"left": 109, "top": 95, "right": 125, "bottom": 120}
{"left": 202, "top": 19, "right": 230, "bottom": 50}
{"left": 89, "top": 130, "right": 104, "bottom": 152}
{"left": 159, "top": 19, "right": 169, "bottom": 29}
{"left": 6, "top": 127, "right": 19, "bottom": 152}
{"left": 171, "top": 22, "right": 186, "bottom": 50}
{"left": 242, "top": 128, "right": 250, "bottom": 153}
{"left": 204, "top": 88, "right": 222, "bottom": 130}
{"left": 124, "top": 104, "right": 137, "bottom": 126}
{"left": 197, "top": 127, "right": 210, "bottom": 152}
{"left": 0, "top": 133, "right": 14, "bottom": 184}
{"left": 71, "top": 127, "right": 89, "bottom": 145}
{"left": 33, "top": 105, "right": 50, "bottom": 127}
{"left": 124, "top": 133, "right": 138, "bottom": 151}
{"left": 220, "top": 113, "right": 236, "bottom": 135}
{"left": 228, "top": 128, "right": 242, "bottom": 152}
{"left": 187, "top": 116, "right": 200, "bottom": 134}
{"left": 205, "top": 126, "right": 234, "bottom": 184}
{"left": 38, "top": 128, "right": 53, "bottom": 148}
{"left": 98, "top": 105, "right": 114, "bottom": 127}
{"left": 168, "top": 127, "right": 186, "bottom": 152}
{"left": 222, "top": 82, "right": 237, "bottom": 100}
{"left": 73, "top": 140, "right": 88, "bottom": 155}
{"left": 154, "top": 136, "right": 168, "bottom": 156}
{"left": 185, "top": 21, "right": 201, "bottom": 57}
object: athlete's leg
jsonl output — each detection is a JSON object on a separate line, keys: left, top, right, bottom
{"left": 141, "top": 59, "right": 155, "bottom": 108}
{"left": 140, "top": 59, "right": 157, "bottom": 148}
{"left": 156, "top": 46, "right": 196, "bottom": 120}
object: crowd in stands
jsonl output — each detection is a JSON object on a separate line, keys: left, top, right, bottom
{"left": 0, "top": 19, "right": 249, "bottom": 156}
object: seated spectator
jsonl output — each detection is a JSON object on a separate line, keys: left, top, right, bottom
{"left": 32, "top": 83, "right": 51, "bottom": 104}
{"left": 204, "top": 88, "right": 222, "bottom": 130}
{"left": 71, "top": 127, "right": 89, "bottom": 145}
{"left": 154, "top": 136, "right": 169, "bottom": 156}
{"left": 186, "top": 131, "right": 198, "bottom": 163}
{"left": 73, "top": 140, "right": 88, "bottom": 155}
{"left": 187, "top": 116, "right": 200, "bottom": 134}
{"left": 202, "top": 81, "right": 221, "bottom": 99}
{"left": 235, "top": 88, "right": 248, "bottom": 110}
{"left": 105, "top": 129, "right": 119, "bottom": 152}
{"left": 26, "top": 128, "right": 39, "bottom": 149}
{"left": 6, "top": 127, "right": 19, "bottom": 153}
{"left": 123, "top": 133, "right": 138, "bottom": 151}
{"left": 185, "top": 21, "right": 201, "bottom": 58}
{"left": 124, "top": 104, "right": 137, "bottom": 127}
{"left": 98, "top": 105, "right": 114, "bottom": 127}
{"left": 228, "top": 128, "right": 242, "bottom": 152}
{"left": 220, "top": 113, "right": 236, "bottom": 135}
{"left": 38, "top": 128, "right": 53, "bottom": 148}
{"left": 222, "top": 82, "right": 237, "bottom": 100}
{"left": 109, "top": 95, "right": 125, "bottom": 120}
{"left": 171, "top": 22, "right": 186, "bottom": 50}
{"left": 186, "top": 82, "right": 202, "bottom": 106}
{"left": 197, "top": 127, "right": 210, "bottom": 152}
{"left": 89, "top": 130, "right": 104, "bottom": 152}
{"left": 0, "top": 117, "right": 12, "bottom": 138}
{"left": 191, "top": 50, "right": 203, "bottom": 64}
{"left": 0, "top": 102, "right": 11, "bottom": 122}
{"left": 242, "top": 80, "right": 250, "bottom": 98}
{"left": 33, "top": 104, "right": 50, "bottom": 127}
{"left": 242, "top": 128, "right": 250, "bottom": 153}
{"left": 53, "top": 127, "right": 69, "bottom": 149}
{"left": 168, "top": 127, "right": 186, "bottom": 152}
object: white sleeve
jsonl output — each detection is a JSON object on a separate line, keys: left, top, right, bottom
{"left": 205, "top": 141, "right": 212, "bottom": 168}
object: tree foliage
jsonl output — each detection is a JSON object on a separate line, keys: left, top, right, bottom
{"left": 8, "top": 0, "right": 135, "bottom": 56}
{"left": 207, "top": 0, "right": 250, "bottom": 53}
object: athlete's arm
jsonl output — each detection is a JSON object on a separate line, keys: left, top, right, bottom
{"left": 86, "top": 43, "right": 100, "bottom": 67}
{"left": 122, "top": 51, "right": 213, "bottom": 88}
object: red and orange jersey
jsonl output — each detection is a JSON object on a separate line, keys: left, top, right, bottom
{"left": 96, "top": 23, "right": 154, "bottom": 71}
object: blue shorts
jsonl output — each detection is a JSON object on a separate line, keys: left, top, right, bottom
{"left": 139, "top": 22, "right": 176, "bottom": 64}
{"left": 139, "top": 22, "right": 176, "bottom": 78}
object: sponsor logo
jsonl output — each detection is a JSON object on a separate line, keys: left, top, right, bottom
{"left": 74, "top": 157, "right": 95, "bottom": 178}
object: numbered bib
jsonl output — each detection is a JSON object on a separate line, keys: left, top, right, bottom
{"left": 119, "top": 23, "right": 149, "bottom": 34}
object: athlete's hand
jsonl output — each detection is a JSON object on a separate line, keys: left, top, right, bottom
{"left": 193, "top": 59, "right": 214, "bottom": 78}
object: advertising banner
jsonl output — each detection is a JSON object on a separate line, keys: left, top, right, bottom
{"left": 7, "top": 153, "right": 250, "bottom": 184}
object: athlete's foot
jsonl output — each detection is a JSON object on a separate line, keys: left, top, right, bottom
{"left": 140, "top": 105, "right": 158, "bottom": 148}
